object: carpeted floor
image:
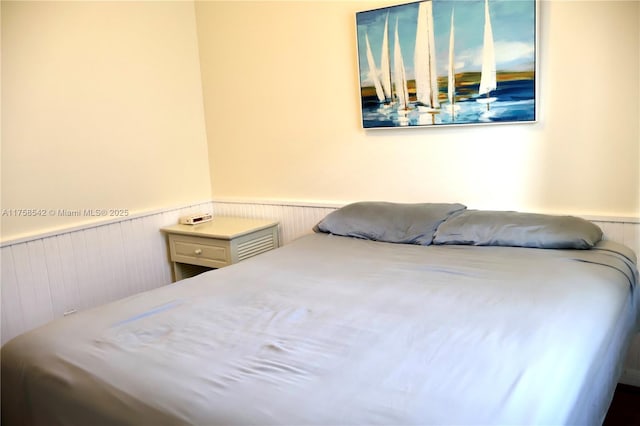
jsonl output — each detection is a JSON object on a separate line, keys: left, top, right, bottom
{"left": 603, "top": 384, "right": 640, "bottom": 425}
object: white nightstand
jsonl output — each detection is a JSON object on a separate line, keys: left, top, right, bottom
{"left": 161, "top": 217, "right": 279, "bottom": 281}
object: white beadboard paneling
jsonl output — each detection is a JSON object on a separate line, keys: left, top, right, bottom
{"left": 0, "top": 201, "right": 213, "bottom": 345}
{"left": 55, "top": 233, "right": 83, "bottom": 315}
{"left": 85, "top": 227, "right": 108, "bottom": 305}
{"left": 593, "top": 219, "right": 640, "bottom": 260}
{"left": 96, "top": 223, "right": 126, "bottom": 303}
{"left": 1, "top": 247, "right": 25, "bottom": 341}
{"left": 79, "top": 227, "right": 107, "bottom": 308}
{"left": 69, "top": 228, "right": 96, "bottom": 310}
{"left": 119, "top": 219, "right": 149, "bottom": 295}
{"left": 151, "top": 212, "right": 175, "bottom": 285}
{"left": 622, "top": 221, "right": 640, "bottom": 258}
{"left": 41, "top": 236, "right": 72, "bottom": 317}
{"left": 212, "top": 202, "right": 335, "bottom": 245}
{"left": 21, "top": 241, "right": 55, "bottom": 329}
{"left": 1, "top": 241, "right": 55, "bottom": 336}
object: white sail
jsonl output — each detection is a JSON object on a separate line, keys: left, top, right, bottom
{"left": 479, "top": 0, "right": 497, "bottom": 96}
{"left": 380, "top": 14, "right": 392, "bottom": 101}
{"left": 393, "top": 19, "right": 409, "bottom": 110}
{"left": 365, "top": 33, "right": 385, "bottom": 102}
{"left": 414, "top": 1, "right": 440, "bottom": 108}
{"left": 426, "top": 1, "right": 439, "bottom": 108}
{"left": 447, "top": 9, "right": 455, "bottom": 105}
{"left": 413, "top": 2, "right": 431, "bottom": 106}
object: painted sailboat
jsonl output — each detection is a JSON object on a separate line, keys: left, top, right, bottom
{"left": 365, "top": 32, "right": 385, "bottom": 103}
{"left": 477, "top": 0, "right": 497, "bottom": 110}
{"left": 447, "top": 8, "right": 460, "bottom": 118}
{"left": 413, "top": 1, "right": 440, "bottom": 114}
{"left": 380, "top": 13, "right": 392, "bottom": 103}
{"left": 393, "top": 18, "right": 410, "bottom": 124}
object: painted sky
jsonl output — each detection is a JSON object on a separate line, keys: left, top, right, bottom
{"left": 357, "top": 0, "right": 536, "bottom": 85}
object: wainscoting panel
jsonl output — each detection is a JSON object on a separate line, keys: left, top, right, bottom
{"left": 596, "top": 220, "right": 640, "bottom": 261}
{"left": 0, "top": 201, "right": 213, "bottom": 345}
{"left": 212, "top": 201, "right": 337, "bottom": 245}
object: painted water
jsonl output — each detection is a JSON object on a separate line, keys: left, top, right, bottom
{"left": 361, "top": 76, "right": 535, "bottom": 128}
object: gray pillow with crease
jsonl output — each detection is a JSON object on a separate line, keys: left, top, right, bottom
{"left": 433, "top": 210, "right": 603, "bottom": 249}
{"left": 313, "top": 201, "right": 467, "bottom": 245}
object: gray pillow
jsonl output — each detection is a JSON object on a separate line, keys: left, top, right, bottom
{"left": 433, "top": 210, "right": 603, "bottom": 249}
{"left": 313, "top": 202, "right": 467, "bottom": 245}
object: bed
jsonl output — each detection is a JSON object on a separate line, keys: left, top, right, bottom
{"left": 2, "top": 202, "right": 638, "bottom": 426}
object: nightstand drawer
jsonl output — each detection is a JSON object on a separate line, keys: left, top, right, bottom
{"left": 168, "top": 234, "right": 231, "bottom": 269}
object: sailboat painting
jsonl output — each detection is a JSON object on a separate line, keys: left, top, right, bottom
{"left": 356, "top": 0, "right": 537, "bottom": 128}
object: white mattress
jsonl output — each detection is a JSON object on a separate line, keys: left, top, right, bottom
{"left": 2, "top": 234, "right": 638, "bottom": 425}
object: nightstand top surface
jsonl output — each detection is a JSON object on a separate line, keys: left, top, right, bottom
{"left": 161, "top": 216, "right": 278, "bottom": 239}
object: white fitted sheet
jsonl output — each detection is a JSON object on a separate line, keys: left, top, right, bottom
{"left": 2, "top": 234, "right": 638, "bottom": 425}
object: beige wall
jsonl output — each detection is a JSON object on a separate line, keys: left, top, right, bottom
{"left": 196, "top": 0, "right": 639, "bottom": 218}
{"left": 1, "top": 1, "right": 211, "bottom": 242}
{"left": 2, "top": 0, "right": 638, "bottom": 244}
